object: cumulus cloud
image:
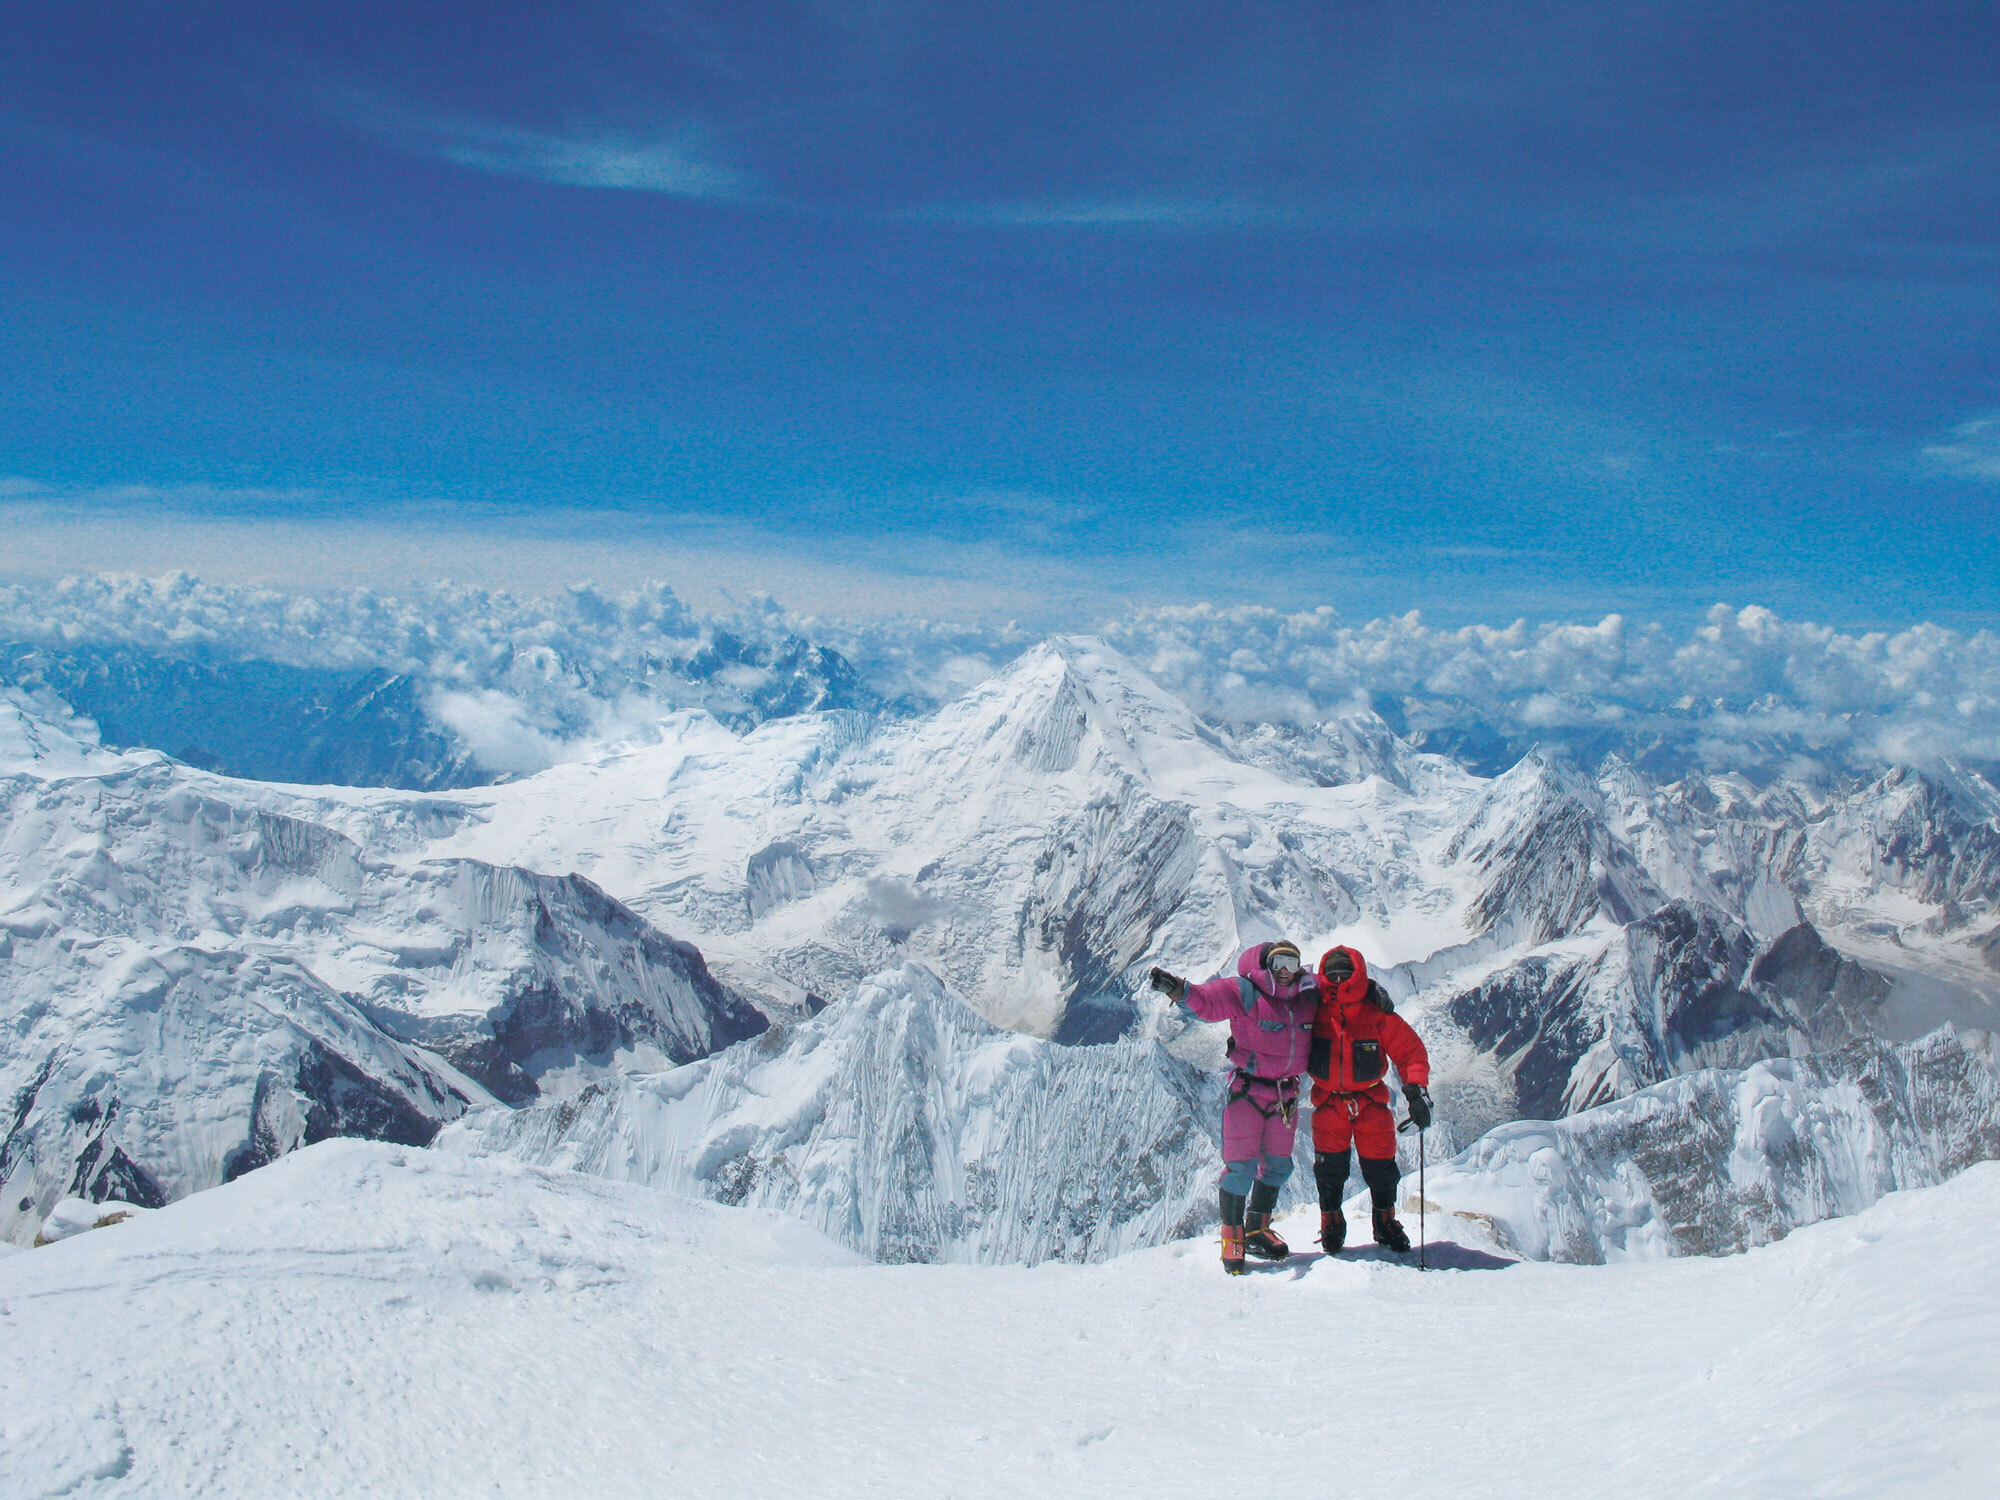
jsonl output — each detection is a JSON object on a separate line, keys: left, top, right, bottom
{"left": 855, "top": 876, "right": 958, "bottom": 941}
{"left": 1092, "top": 601, "right": 2000, "bottom": 775}
{"left": 424, "top": 688, "right": 570, "bottom": 776}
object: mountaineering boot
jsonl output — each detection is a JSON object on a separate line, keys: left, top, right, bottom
{"left": 1372, "top": 1205, "right": 1412, "bottom": 1255}
{"left": 1243, "top": 1181, "right": 1290, "bottom": 1260}
{"left": 1219, "top": 1187, "right": 1249, "bottom": 1274}
{"left": 1319, "top": 1208, "right": 1346, "bottom": 1256}
{"left": 1220, "top": 1223, "right": 1248, "bottom": 1275}
{"left": 1243, "top": 1211, "right": 1290, "bottom": 1260}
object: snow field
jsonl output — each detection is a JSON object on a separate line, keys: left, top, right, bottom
{"left": 3, "top": 1142, "right": 1996, "bottom": 1499}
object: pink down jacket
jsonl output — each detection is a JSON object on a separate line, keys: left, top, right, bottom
{"left": 1180, "top": 944, "right": 1322, "bottom": 1080}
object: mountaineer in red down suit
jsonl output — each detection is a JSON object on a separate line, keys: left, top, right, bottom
{"left": 1308, "top": 945, "right": 1432, "bottom": 1255}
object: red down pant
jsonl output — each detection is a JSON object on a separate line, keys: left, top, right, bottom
{"left": 1312, "top": 1091, "right": 1397, "bottom": 1157}
{"left": 1312, "top": 1091, "right": 1400, "bottom": 1211}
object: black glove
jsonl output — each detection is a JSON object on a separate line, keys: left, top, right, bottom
{"left": 1403, "top": 1083, "right": 1433, "bottom": 1130}
{"left": 1148, "top": 967, "right": 1187, "bottom": 1002}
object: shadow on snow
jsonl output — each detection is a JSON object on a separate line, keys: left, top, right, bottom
{"left": 1240, "top": 1242, "right": 1517, "bottom": 1276}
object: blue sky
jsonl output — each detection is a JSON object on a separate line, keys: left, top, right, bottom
{"left": 3, "top": 1, "right": 1997, "bottom": 627}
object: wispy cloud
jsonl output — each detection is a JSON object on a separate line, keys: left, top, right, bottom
{"left": 912, "top": 197, "right": 1297, "bottom": 229}
{"left": 432, "top": 122, "right": 748, "bottom": 197}
{"left": 333, "top": 92, "right": 751, "bottom": 201}
{"left": 1921, "top": 415, "right": 2000, "bottom": 482}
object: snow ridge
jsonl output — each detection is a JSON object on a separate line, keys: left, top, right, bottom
{"left": 1427, "top": 1025, "right": 2000, "bottom": 1262}
{"left": 440, "top": 962, "right": 1254, "bottom": 1265}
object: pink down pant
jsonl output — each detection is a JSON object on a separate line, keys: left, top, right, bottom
{"left": 1221, "top": 1078, "right": 1299, "bottom": 1162}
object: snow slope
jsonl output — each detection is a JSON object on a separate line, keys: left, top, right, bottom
{"left": 3, "top": 1140, "right": 1996, "bottom": 1500}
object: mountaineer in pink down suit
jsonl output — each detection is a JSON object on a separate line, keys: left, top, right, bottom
{"left": 1150, "top": 941, "right": 1320, "bottom": 1275}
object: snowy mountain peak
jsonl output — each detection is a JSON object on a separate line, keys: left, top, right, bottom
{"left": 1443, "top": 750, "right": 1661, "bottom": 947}
{"left": 928, "top": 635, "right": 1229, "bottom": 783}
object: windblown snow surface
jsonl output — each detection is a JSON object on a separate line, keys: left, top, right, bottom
{"left": 2, "top": 1140, "right": 1996, "bottom": 1499}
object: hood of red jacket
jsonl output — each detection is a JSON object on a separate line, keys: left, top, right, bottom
{"left": 1318, "top": 945, "right": 1371, "bottom": 1008}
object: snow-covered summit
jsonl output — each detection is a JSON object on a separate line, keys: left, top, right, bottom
{"left": 5, "top": 1138, "right": 1998, "bottom": 1498}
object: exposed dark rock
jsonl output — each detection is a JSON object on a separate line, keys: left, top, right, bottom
{"left": 365, "top": 867, "right": 768, "bottom": 1103}
{"left": 1979, "top": 925, "right": 2000, "bottom": 973}
{"left": 1867, "top": 769, "right": 2000, "bottom": 909}
{"left": 1751, "top": 922, "right": 1893, "bottom": 1046}
{"left": 1448, "top": 909, "right": 1904, "bottom": 1123}
{"left": 1448, "top": 902, "right": 1787, "bottom": 1119}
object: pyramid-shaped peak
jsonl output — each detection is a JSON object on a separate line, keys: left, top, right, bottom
{"left": 1447, "top": 746, "right": 1605, "bottom": 862}
{"left": 1485, "top": 746, "right": 1600, "bottom": 803}
{"left": 930, "top": 635, "right": 1230, "bottom": 778}
{"left": 977, "top": 637, "right": 1204, "bottom": 724}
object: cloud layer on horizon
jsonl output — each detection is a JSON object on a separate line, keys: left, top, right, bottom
{"left": 1100, "top": 602, "right": 2000, "bottom": 775}
{"left": 2, "top": 573, "right": 1997, "bottom": 783}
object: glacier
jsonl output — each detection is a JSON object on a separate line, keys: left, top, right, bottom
{"left": 443, "top": 955, "right": 2000, "bottom": 1268}
{"left": 439, "top": 961, "right": 1241, "bottom": 1265}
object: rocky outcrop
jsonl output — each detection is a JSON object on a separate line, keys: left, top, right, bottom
{"left": 1444, "top": 909, "right": 1899, "bottom": 1120}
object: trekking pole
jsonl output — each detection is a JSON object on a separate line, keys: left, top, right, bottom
{"left": 1399, "top": 1113, "right": 1427, "bottom": 1271}
{"left": 1417, "top": 1124, "right": 1426, "bottom": 1272}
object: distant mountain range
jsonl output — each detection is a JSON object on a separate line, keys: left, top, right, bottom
{"left": 5, "top": 630, "right": 1998, "bottom": 1258}
{"left": 0, "top": 632, "right": 879, "bottom": 788}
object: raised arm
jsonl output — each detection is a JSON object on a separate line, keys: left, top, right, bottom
{"left": 1149, "top": 967, "right": 1251, "bottom": 1024}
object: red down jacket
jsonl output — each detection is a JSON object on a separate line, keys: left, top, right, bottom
{"left": 1307, "top": 945, "right": 1430, "bottom": 1108}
